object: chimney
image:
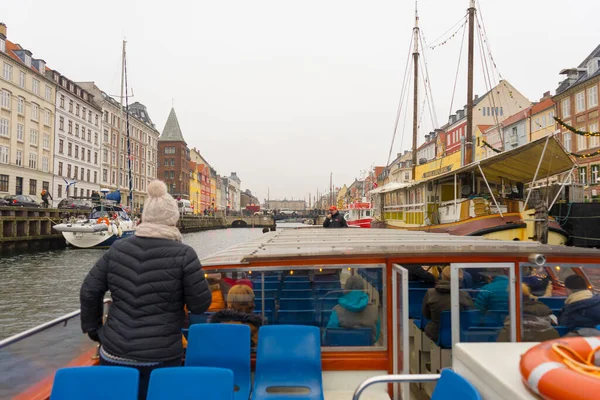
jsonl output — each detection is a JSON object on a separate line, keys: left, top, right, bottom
{"left": 0, "top": 23, "right": 6, "bottom": 38}
{"left": 449, "top": 114, "right": 456, "bottom": 124}
{"left": 456, "top": 109, "right": 464, "bottom": 119}
{"left": 542, "top": 91, "right": 551, "bottom": 99}
{"left": 430, "top": 131, "right": 437, "bottom": 140}
{"left": 474, "top": 94, "right": 479, "bottom": 101}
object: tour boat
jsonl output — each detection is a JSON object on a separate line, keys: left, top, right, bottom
{"left": 52, "top": 202, "right": 136, "bottom": 248}
{"left": 344, "top": 201, "right": 374, "bottom": 228}
{"left": 2, "top": 228, "right": 600, "bottom": 400}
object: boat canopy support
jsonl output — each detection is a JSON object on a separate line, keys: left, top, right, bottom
{"left": 548, "top": 164, "right": 576, "bottom": 211}
{"left": 522, "top": 135, "right": 551, "bottom": 211}
{"left": 477, "top": 164, "right": 503, "bottom": 218}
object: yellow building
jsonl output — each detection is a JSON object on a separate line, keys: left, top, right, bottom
{"left": 336, "top": 184, "right": 347, "bottom": 209}
{"left": 475, "top": 124, "right": 493, "bottom": 161}
{"left": 1, "top": 25, "right": 56, "bottom": 200}
{"left": 528, "top": 96, "right": 556, "bottom": 141}
{"left": 189, "top": 147, "right": 213, "bottom": 213}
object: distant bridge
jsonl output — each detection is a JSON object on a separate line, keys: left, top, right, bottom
{"left": 226, "top": 215, "right": 275, "bottom": 228}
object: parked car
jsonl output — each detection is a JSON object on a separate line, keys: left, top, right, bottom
{"left": 4, "top": 195, "right": 40, "bottom": 207}
{"left": 57, "top": 198, "right": 92, "bottom": 211}
{"left": 177, "top": 199, "right": 194, "bottom": 215}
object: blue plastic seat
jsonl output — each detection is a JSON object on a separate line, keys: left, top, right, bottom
{"left": 254, "top": 282, "right": 280, "bottom": 291}
{"left": 555, "top": 326, "right": 569, "bottom": 337}
{"left": 189, "top": 312, "right": 215, "bottom": 325}
{"left": 253, "top": 309, "right": 275, "bottom": 324}
{"left": 50, "top": 366, "right": 139, "bottom": 400}
{"left": 283, "top": 281, "right": 311, "bottom": 290}
{"left": 280, "top": 298, "right": 314, "bottom": 311}
{"left": 277, "top": 310, "right": 316, "bottom": 325}
{"left": 147, "top": 367, "right": 234, "bottom": 400}
{"left": 284, "top": 276, "right": 310, "bottom": 282}
{"left": 313, "top": 281, "right": 341, "bottom": 290}
{"left": 281, "top": 289, "right": 313, "bottom": 299}
{"left": 320, "top": 310, "right": 332, "bottom": 327}
{"left": 409, "top": 288, "right": 429, "bottom": 319}
{"left": 538, "top": 297, "right": 567, "bottom": 309}
{"left": 253, "top": 325, "right": 324, "bottom": 400}
{"left": 431, "top": 369, "right": 482, "bottom": 400}
{"left": 483, "top": 309, "right": 508, "bottom": 327}
{"left": 254, "top": 297, "right": 276, "bottom": 311}
{"left": 255, "top": 289, "right": 278, "bottom": 299}
{"left": 316, "top": 297, "right": 339, "bottom": 313}
{"left": 315, "top": 289, "right": 343, "bottom": 299}
{"left": 185, "top": 324, "right": 250, "bottom": 400}
{"left": 323, "top": 328, "right": 372, "bottom": 346}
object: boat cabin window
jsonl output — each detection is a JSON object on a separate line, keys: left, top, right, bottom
{"left": 200, "top": 264, "right": 386, "bottom": 351}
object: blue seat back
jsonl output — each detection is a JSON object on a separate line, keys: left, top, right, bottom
{"left": 323, "top": 328, "right": 372, "bottom": 346}
{"left": 409, "top": 288, "right": 428, "bottom": 319}
{"left": 317, "top": 297, "right": 340, "bottom": 313}
{"left": 254, "top": 289, "right": 278, "bottom": 299}
{"left": 484, "top": 310, "right": 508, "bottom": 327}
{"left": 315, "top": 289, "right": 343, "bottom": 299}
{"left": 431, "top": 369, "right": 482, "bottom": 400}
{"left": 252, "top": 275, "right": 280, "bottom": 282}
{"left": 189, "top": 312, "right": 215, "bottom": 325}
{"left": 185, "top": 324, "right": 251, "bottom": 398}
{"left": 277, "top": 310, "right": 316, "bottom": 326}
{"left": 555, "top": 326, "right": 569, "bottom": 337}
{"left": 147, "top": 367, "right": 234, "bottom": 400}
{"left": 253, "top": 325, "right": 323, "bottom": 400}
{"left": 320, "top": 310, "right": 333, "bottom": 327}
{"left": 254, "top": 297, "right": 276, "bottom": 311}
{"left": 253, "top": 282, "right": 280, "bottom": 291}
{"left": 538, "top": 297, "right": 567, "bottom": 309}
{"left": 283, "top": 281, "right": 311, "bottom": 290}
{"left": 50, "top": 366, "right": 139, "bottom": 400}
{"left": 281, "top": 289, "right": 312, "bottom": 299}
{"left": 284, "top": 276, "right": 310, "bottom": 282}
{"left": 253, "top": 309, "right": 275, "bottom": 324}
{"left": 438, "top": 312, "right": 452, "bottom": 348}
{"left": 280, "top": 298, "right": 314, "bottom": 310}
{"left": 313, "top": 281, "right": 341, "bottom": 290}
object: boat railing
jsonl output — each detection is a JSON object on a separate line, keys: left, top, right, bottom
{"left": 352, "top": 374, "right": 441, "bottom": 400}
{"left": 383, "top": 203, "right": 425, "bottom": 211}
{"left": 0, "top": 309, "right": 81, "bottom": 349}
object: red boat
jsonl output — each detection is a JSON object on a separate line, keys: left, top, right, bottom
{"left": 345, "top": 202, "right": 373, "bottom": 228}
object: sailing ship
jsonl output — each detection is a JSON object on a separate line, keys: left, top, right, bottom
{"left": 53, "top": 40, "right": 137, "bottom": 248}
{"left": 371, "top": 1, "right": 573, "bottom": 245}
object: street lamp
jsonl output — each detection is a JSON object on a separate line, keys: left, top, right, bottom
{"left": 196, "top": 190, "right": 199, "bottom": 215}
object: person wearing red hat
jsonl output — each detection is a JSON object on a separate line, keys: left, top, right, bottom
{"left": 323, "top": 205, "right": 348, "bottom": 228}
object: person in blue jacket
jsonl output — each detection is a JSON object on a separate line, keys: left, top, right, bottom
{"left": 559, "top": 274, "right": 600, "bottom": 331}
{"left": 327, "top": 276, "right": 380, "bottom": 344}
{"left": 474, "top": 272, "right": 509, "bottom": 312}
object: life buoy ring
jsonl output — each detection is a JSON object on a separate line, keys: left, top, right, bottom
{"left": 520, "top": 337, "right": 600, "bottom": 400}
{"left": 97, "top": 217, "right": 110, "bottom": 226}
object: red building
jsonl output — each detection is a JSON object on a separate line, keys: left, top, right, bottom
{"left": 158, "top": 108, "right": 190, "bottom": 199}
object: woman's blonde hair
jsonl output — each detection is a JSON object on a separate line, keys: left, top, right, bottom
{"left": 227, "top": 284, "right": 255, "bottom": 313}
{"left": 441, "top": 266, "right": 463, "bottom": 281}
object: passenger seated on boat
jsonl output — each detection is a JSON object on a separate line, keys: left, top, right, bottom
{"left": 497, "top": 284, "right": 559, "bottom": 342}
{"left": 558, "top": 274, "right": 600, "bottom": 332}
{"left": 522, "top": 267, "right": 553, "bottom": 297}
{"left": 422, "top": 267, "right": 474, "bottom": 342}
{"left": 326, "top": 276, "right": 380, "bottom": 343}
{"left": 207, "top": 273, "right": 231, "bottom": 312}
{"left": 474, "top": 270, "right": 509, "bottom": 312}
{"left": 79, "top": 180, "right": 212, "bottom": 400}
{"left": 209, "top": 284, "right": 264, "bottom": 347}
{"left": 407, "top": 265, "right": 436, "bottom": 284}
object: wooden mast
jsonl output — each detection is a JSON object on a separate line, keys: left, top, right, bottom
{"left": 465, "top": 0, "right": 476, "bottom": 166}
{"left": 411, "top": 5, "right": 420, "bottom": 179}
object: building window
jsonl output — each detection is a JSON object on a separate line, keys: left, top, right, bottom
{"left": 87, "top": 149, "right": 91, "bottom": 162}
{"left": 42, "top": 156, "right": 48, "bottom": 172}
{"left": 16, "top": 150, "right": 22, "bottom": 166}
{"left": 88, "top": 110, "right": 92, "bottom": 122}
{"left": 58, "top": 139, "right": 63, "bottom": 154}
{"left": 94, "top": 152, "right": 98, "bottom": 165}
{"left": 75, "top": 123, "right": 79, "bottom": 137}
{"left": 67, "top": 164, "right": 71, "bottom": 178}
{"left": 16, "top": 123, "right": 23, "bottom": 141}
{"left": 87, "top": 169, "right": 90, "bottom": 182}
{"left": 45, "top": 86, "right": 52, "bottom": 101}
{"left": 592, "top": 165, "right": 599, "bottom": 185}
{"left": 111, "top": 171, "right": 115, "bottom": 184}
{"left": 68, "top": 120, "right": 72, "bottom": 134}
{"left": 590, "top": 123, "right": 599, "bottom": 148}
{"left": 576, "top": 91, "right": 585, "bottom": 113}
{"left": 0, "top": 89, "right": 10, "bottom": 109}
{"left": 95, "top": 115, "right": 99, "bottom": 126}
{"left": 17, "top": 97, "right": 24, "bottom": 114}
{"left": 74, "top": 166, "right": 78, "bottom": 179}
{"left": 87, "top": 130, "right": 91, "bottom": 142}
{"left": 80, "top": 167, "right": 84, "bottom": 181}
{"left": 32, "top": 103, "right": 39, "bottom": 120}
{"left": 19, "top": 71, "right": 25, "bottom": 88}
{"left": 94, "top": 171, "right": 97, "bottom": 183}
{"left": 58, "top": 184, "right": 62, "bottom": 198}
{"left": 44, "top": 109, "right": 51, "bottom": 126}
{"left": 94, "top": 132, "right": 98, "bottom": 145}
{"left": 69, "top": 100, "right": 73, "bottom": 113}
{"left": 29, "top": 179, "right": 37, "bottom": 195}
{"left": 75, "top": 104, "right": 80, "bottom": 117}
{"left": 43, "top": 133, "right": 50, "bottom": 149}
{"left": 0, "top": 145, "right": 8, "bottom": 164}
{"left": 103, "top": 169, "right": 107, "bottom": 182}
{"left": 0, "top": 118, "right": 8, "bottom": 137}
{"left": 68, "top": 142, "right": 72, "bottom": 156}
{"left": 579, "top": 167, "right": 587, "bottom": 185}
{"left": 75, "top": 145, "right": 79, "bottom": 159}
{"left": 588, "top": 86, "right": 599, "bottom": 109}
{"left": 548, "top": 111, "right": 555, "bottom": 127}
{"left": 30, "top": 129, "right": 38, "bottom": 145}
{"left": 563, "top": 132, "right": 572, "bottom": 152}
{"left": 3, "top": 63, "right": 12, "bottom": 81}
{"left": 28, "top": 153, "right": 37, "bottom": 169}
{"left": 577, "top": 129, "right": 587, "bottom": 151}
{"left": 32, "top": 79, "right": 39, "bottom": 95}
{"left": 0, "top": 174, "right": 8, "bottom": 192}
{"left": 58, "top": 162, "right": 63, "bottom": 176}
{"left": 60, "top": 95, "right": 64, "bottom": 108}
{"left": 562, "top": 98, "right": 571, "bottom": 118}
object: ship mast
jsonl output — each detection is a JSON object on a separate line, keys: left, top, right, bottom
{"left": 465, "top": 0, "right": 476, "bottom": 166}
{"left": 411, "top": 4, "right": 420, "bottom": 179}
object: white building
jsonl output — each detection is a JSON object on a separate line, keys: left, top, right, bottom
{"left": 228, "top": 172, "right": 241, "bottom": 212}
{"left": 48, "top": 70, "right": 102, "bottom": 204}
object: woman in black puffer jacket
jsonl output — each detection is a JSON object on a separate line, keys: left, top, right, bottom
{"left": 80, "top": 180, "right": 211, "bottom": 400}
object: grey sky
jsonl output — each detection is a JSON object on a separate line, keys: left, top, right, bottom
{"left": 4, "top": 0, "right": 599, "bottom": 202}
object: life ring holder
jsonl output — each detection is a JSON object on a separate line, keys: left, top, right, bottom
{"left": 520, "top": 337, "right": 600, "bottom": 400}
{"left": 97, "top": 217, "right": 110, "bottom": 226}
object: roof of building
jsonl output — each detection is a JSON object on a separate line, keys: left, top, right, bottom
{"left": 501, "top": 107, "right": 531, "bottom": 128}
{"left": 159, "top": 108, "right": 186, "bottom": 143}
{"left": 129, "top": 102, "right": 154, "bottom": 127}
{"left": 530, "top": 97, "right": 555, "bottom": 116}
{"left": 555, "top": 44, "right": 600, "bottom": 95}
{"left": 477, "top": 125, "right": 492, "bottom": 132}
{"left": 4, "top": 40, "right": 49, "bottom": 80}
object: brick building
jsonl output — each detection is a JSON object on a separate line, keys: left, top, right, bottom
{"left": 158, "top": 108, "right": 190, "bottom": 199}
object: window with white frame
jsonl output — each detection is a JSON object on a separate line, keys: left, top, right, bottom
{"left": 16, "top": 124, "right": 23, "bottom": 141}
{"left": 548, "top": 110, "right": 555, "bottom": 126}
{"left": 0, "top": 146, "right": 8, "bottom": 164}
{"left": 588, "top": 86, "right": 598, "bottom": 109}
{"left": 577, "top": 129, "right": 587, "bottom": 151}
{"left": 589, "top": 60, "right": 599, "bottom": 76}
{"left": 562, "top": 98, "right": 571, "bottom": 118}
{"left": 15, "top": 150, "right": 22, "bottom": 167}
{"left": 30, "top": 129, "right": 38, "bottom": 146}
{"left": 42, "top": 156, "right": 49, "bottom": 172}
{"left": 19, "top": 71, "right": 25, "bottom": 88}
{"left": 28, "top": 153, "right": 37, "bottom": 169}
{"left": 32, "top": 103, "right": 39, "bottom": 120}
{"left": 45, "top": 85, "right": 52, "bottom": 101}
{"left": 42, "top": 133, "right": 50, "bottom": 149}
{"left": 590, "top": 124, "right": 599, "bottom": 148}
{"left": 0, "top": 40, "right": 4, "bottom": 53}
{"left": 579, "top": 166, "right": 587, "bottom": 185}
{"left": 3, "top": 63, "right": 12, "bottom": 81}
{"left": 32, "top": 79, "right": 39, "bottom": 95}
{"left": 17, "top": 97, "right": 24, "bottom": 114}
{"left": 44, "top": 109, "right": 51, "bottom": 126}
{"left": 563, "top": 132, "right": 572, "bottom": 152}
{"left": 60, "top": 95, "right": 64, "bottom": 108}
{"left": 0, "top": 118, "right": 8, "bottom": 137}
{"left": 1, "top": 89, "right": 10, "bottom": 109}
{"left": 576, "top": 91, "right": 585, "bottom": 113}
{"left": 592, "top": 165, "right": 599, "bottom": 185}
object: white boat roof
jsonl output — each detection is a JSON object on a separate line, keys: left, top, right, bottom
{"left": 199, "top": 228, "right": 600, "bottom": 266}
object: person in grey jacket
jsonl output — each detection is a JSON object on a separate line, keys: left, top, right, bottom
{"left": 80, "top": 180, "right": 211, "bottom": 400}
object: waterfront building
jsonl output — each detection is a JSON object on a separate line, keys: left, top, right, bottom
{"left": 553, "top": 44, "right": 600, "bottom": 200}
{"left": 474, "top": 125, "right": 491, "bottom": 161}
{"left": 0, "top": 24, "right": 56, "bottom": 200}
{"left": 378, "top": 151, "right": 412, "bottom": 186}
{"left": 157, "top": 107, "right": 189, "bottom": 200}
{"left": 240, "top": 189, "right": 259, "bottom": 210}
{"left": 209, "top": 167, "right": 217, "bottom": 212}
{"left": 189, "top": 147, "right": 212, "bottom": 213}
{"left": 336, "top": 184, "right": 348, "bottom": 209}
{"left": 49, "top": 70, "right": 102, "bottom": 203}
{"left": 219, "top": 176, "right": 229, "bottom": 212}
{"left": 228, "top": 172, "right": 241, "bottom": 212}
{"left": 79, "top": 82, "right": 159, "bottom": 209}
{"left": 528, "top": 93, "right": 556, "bottom": 141}
{"left": 501, "top": 107, "right": 530, "bottom": 151}
{"left": 265, "top": 199, "right": 306, "bottom": 212}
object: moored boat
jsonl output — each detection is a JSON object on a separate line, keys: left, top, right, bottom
{"left": 344, "top": 201, "right": 374, "bottom": 228}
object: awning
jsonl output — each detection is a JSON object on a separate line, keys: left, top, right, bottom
{"left": 370, "top": 182, "right": 410, "bottom": 194}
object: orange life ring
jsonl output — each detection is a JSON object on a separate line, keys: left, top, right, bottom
{"left": 520, "top": 337, "right": 600, "bottom": 400}
{"left": 97, "top": 217, "right": 110, "bottom": 226}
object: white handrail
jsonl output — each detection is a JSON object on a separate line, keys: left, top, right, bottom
{"left": 352, "top": 374, "right": 441, "bottom": 400}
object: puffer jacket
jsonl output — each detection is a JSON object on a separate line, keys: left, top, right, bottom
{"left": 80, "top": 236, "right": 212, "bottom": 362}
{"left": 558, "top": 292, "right": 600, "bottom": 331}
{"left": 497, "top": 297, "right": 559, "bottom": 342}
{"left": 209, "top": 309, "right": 264, "bottom": 347}
{"left": 422, "top": 280, "right": 474, "bottom": 342}
{"left": 474, "top": 276, "right": 509, "bottom": 312}
{"left": 327, "top": 291, "right": 380, "bottom": 343}
{"left": 323, "top": 211, "right": 348, "bottom": 228}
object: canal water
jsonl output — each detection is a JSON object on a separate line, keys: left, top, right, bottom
{"left": 0, "top": 225, "right": 303, "bottom": 340}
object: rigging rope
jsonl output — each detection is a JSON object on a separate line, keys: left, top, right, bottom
{"left": 427, "top": 13, "right": 468, "bottom": 49}
{"left": 447, "top": 22, "right": 467, "bottom": 121}
{"left": 419, "top": 32, "right": 439, "bottom": 129}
